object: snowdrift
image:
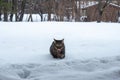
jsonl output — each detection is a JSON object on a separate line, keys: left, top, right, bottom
{"left": 0, "top": 56, "right": 120, "bottom": 80}
{"left": 0, "top": 22, "right": 120, "bottom": 80}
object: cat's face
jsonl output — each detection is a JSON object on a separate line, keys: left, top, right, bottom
{"left": 54, "top": 39, "right": 64, "bottom": 49}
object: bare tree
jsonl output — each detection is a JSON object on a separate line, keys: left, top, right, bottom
{"left": 19, "top": 0, "right": 26, "bottom": 21}
{"left": 28, "top": 0, "right": 34, "bottom": 22}
{"left": 10, "top": 0, "right": 15, "bottom": 21}
{"left": 38, "top": 0, "right": 44, "bottom": 21}
{"left": 58, "top": 0, "right": 65, "bottom": 21}
{"left": 3, "top": 0, "right": 8, "bottom": 21}
{"left": 71, "top": 0, "right": 75, "bottom": 21}
{"left": 0, "top": 1, "right": 2, "bottom": 21}
{"left": 76, "top": 0, "right": 81, "bottom": 21}
{"left": 44, "top": 0, "right": 52, "bottom": 21}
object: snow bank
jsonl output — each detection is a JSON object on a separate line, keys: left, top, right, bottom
{"left": 0, "top": 22, "right": 120, "bottom": 80}
{"left": 0, "top": 56, "right": 120, "bottom": 80}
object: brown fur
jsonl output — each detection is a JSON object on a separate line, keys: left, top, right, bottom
{"left": 50, "top": 39, "right": 65, "bottom": 59}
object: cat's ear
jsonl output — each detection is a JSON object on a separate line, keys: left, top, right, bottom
{"left": 54, "top": 38, "right": 56, "bottom": 43}
{"left": 62, "top": 39, "right": 64, "bottom": 43}
{"left": 54, "top": 38, "right": 56, "bottom": 41}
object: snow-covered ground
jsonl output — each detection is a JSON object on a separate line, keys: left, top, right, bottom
{"left": 0, "top": 22, "right": 120, "bottom": 80}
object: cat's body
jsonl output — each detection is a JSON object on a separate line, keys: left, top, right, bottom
{"left": 50, "top": 39, "right": 65, "bottom": 59}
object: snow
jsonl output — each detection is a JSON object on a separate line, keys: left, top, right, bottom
{"left": 0, "top": 22, "right": 120, "bottom": 80}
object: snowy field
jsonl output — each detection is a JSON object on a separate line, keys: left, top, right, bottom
{"left": 0, "top": 22, "right": 120, "bottom": 80}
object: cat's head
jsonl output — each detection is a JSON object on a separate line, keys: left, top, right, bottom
{"left": 53, "top": 38, "right": 64, "bottom": 48}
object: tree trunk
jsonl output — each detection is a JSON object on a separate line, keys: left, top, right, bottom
{"left": 0, "top": 6, "right": 1, "bottom": 21}
{"left": 3, "top": 0, "right": 8, "bottom": 21}
{"left": 28, "top": 14, "right": 33, "bottom": 22}
{"left": 14, "top": 0, "right": 18, "bottom": 21}
{"left": 19, "top": 0, "right": 26, "bottom": 21}
{"left": 4, "top": 7, "right": 8, "bottom": 21}
{"left": 72, "top": 0, "right": 75, "bottom": 21}
{"left": 97, "top": 0, "right": 102, "bottom": 23}
{"left": 47, "top": 0, "right": 52, "bottom": 21}
{"left": 10, "top": 0, "right": 15, "bottom": 21}
{"left": 39, "top": 11, "right": 43, "bottom": 21}
{"left": 78, "top": 0, "right": 81, "bottom": 21}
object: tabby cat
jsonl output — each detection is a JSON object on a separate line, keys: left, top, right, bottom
{"left": 50, "top": 39, "right": 65, "bottom": 59}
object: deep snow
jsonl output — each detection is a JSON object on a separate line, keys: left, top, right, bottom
{"left": 0, "top": 22, "right": 120, "bottom": 80}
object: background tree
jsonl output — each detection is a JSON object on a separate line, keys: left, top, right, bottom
{"left": 0, "top": 0, "right": 2, "bottom": 21}
{"left": 19, "top": 0, "right": 26, "bottom": 21}
{"left": 10, "top": 0, "right": 15, "bottom": 21}
{"left": 3, "top": 0, "right": 9, "bottom": 21}
{"left": 97, "top": 0, "right": 111, "bottom": 22}
{"left": 0, "top": 0, "right": 119, "bottom": 22}
{"left": 45, "top": 0, "right": 52, "bottom": 21}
